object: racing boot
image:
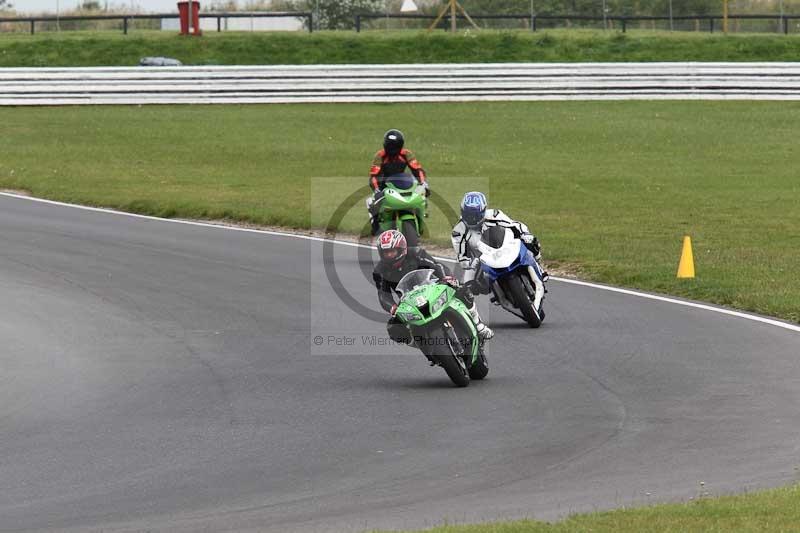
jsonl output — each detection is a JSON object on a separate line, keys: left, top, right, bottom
{"left": 534, "top": 252, "right": 548, "bottom": 282}
{"left": 468, "top": 303, "right": 494, "bottom": 341}
{"left": 523, "top": 236, "right": 546, "bottom": 277}
{"left": 366, "top": 196, "right": 380, "bottom": 236}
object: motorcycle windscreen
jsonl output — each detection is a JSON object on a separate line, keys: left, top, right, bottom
{"left": 384, "top": 174, "right": 416, "bottom": 190}
{"left": 396, "top": 268, "right": 438, "bottom": 296}
{"left": 480, "top": 225, "right": 507, "bottom": 249}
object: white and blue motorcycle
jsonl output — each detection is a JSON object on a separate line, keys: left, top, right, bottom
{"left": 476, "top": 226, "right": 547, "bottom": 328}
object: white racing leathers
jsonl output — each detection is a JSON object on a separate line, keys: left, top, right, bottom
{"left": 451, "top": 209, "right": 541, "bottom": 283}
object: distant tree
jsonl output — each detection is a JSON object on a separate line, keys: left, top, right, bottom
{"left": 255, "top": 0, "right": 384, "bottom": 29}
{"left": 652, "top": 0, "right": 715, "bottom": 16}
{"left": 458, "top": 0, "right": 593, "bottom": 16}
{"left": 210, "top": 0, "right": 239, "bottom": 10}
{"left": 261, "top": 0, "right": 299, "bottom": 11}
{"left": 458, "top": 0, "right": 718, "bottom": 16}
{"left": 0, "top": 0, "right": 13, "bottom": 10}
{"left": 458, "top": 0, "right": 530, "bottom": 14}
{"left": 325, "top": 0, "right": 384, "bottom": 28}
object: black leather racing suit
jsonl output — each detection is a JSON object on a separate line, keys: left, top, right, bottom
{"left": 373, "top": 247, "right": 488, "bottom": 346}
{"left": 373, "top": 247, "right": 449, "bottom": 314}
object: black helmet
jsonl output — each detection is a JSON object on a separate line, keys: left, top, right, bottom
{"left": 383, "top": 129, "right": 405, "bottom": 156}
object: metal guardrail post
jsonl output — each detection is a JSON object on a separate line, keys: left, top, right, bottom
{"left": 621, "top": 17, "right": 627, "bottom": 32}
{"left": 356, "top": 14, "right": 361, "bottom": 33}
{"left": 710, "top": 17, "right": 714, "bottom": 33}
{"left": 123, "top": 16, "right": 128, "bottom": 34}
{"left": 30, "top": 19, "right": 35, "bottom": 34}
{"left": 783, "top": 15, "right": 788, "bottom": 34}
{"left": 529, "top": 15, "right": 535, "bottom": 31}
{"left": 308, "top": 12, "right": 313, "bottom": 33}
{"left": 217, "top": 16, "right": 221, "bottom": 32}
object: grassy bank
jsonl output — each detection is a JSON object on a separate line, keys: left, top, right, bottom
{"left": 383, "top": 483, "right": 800, "bottom": 532}
{"left": 3, "top": 29, "right": 800, "bottom": 66}
{"left": 2, "top": 101, "right": 799, "bottom": 322}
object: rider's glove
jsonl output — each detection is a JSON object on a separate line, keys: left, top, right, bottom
{"left": 470, "top": 277, "right": 493, "bottom": 296}
{"left": 367, "top": 191, "right": 384, "bottom": 216}
{"left": 441, "top": 275, "right": 459, "bottom": 288}
{"left": 459, "top": 257, "right": 479, "bottom": 273}
{"left": 422, "top": 181, "right": 430, "bottom": 197}
{"left": 390, "top": 304, "right": 398, "bottom": 316}
{"left": 455, "top": 284, "right": 472, "bottom": 302}
{"left": 522, "top": 233, "right": 541, "bottom": 258}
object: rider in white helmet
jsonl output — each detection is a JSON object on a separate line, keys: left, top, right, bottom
{"left": 451, "top": 191, "right": 546, "bottom": 285}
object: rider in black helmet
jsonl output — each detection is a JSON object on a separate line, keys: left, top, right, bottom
{"left": 366, "top": 129, "right": 429, "bottom": 236}
{"left": 383, "top": 129, "right": 404, "bottom": 157}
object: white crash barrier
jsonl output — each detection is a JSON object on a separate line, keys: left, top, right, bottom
{"left": 2, "top": 62, "right": 800, "bottom": 105}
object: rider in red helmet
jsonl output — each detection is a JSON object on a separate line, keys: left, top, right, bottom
{"left": 373, "top": 229, "right": 493, "bottom": 344}
{"left": 373, "top": 229, "right": 446, "bottom": 313}
{"left": 366, "top": 129, "right": 429, "bottom": 235}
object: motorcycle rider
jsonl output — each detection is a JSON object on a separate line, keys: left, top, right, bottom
{"left": 373, "top": 229, "right": 494, "bottom": 344}
{"left": 366, "top": 129, "right": 429, "bottom": 236}
{"left": 451, "top": 191, "right": 547, "bottom": 284}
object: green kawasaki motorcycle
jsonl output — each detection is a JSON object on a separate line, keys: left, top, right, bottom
{"left": 377, "top": 174, "right": 427, "bottom": 247}
{"left": 394, "top": 269, "right": 489, "bottom": 387}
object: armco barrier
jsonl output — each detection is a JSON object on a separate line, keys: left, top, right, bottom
{"left": 0, "top": 11, "right": 312, "bottom": 35}
{"left": 355, "top": 13, "right": 800, "bottom": 34}
{"left": 2, "top": 63, "right": 800, "bottom": 105}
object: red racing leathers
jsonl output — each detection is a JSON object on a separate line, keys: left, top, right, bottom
{"left": 369, "top": 148, "right": 427, "bottom": 192}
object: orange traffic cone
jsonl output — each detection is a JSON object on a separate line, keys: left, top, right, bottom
{"left": 677, "top": 235, "right": 695, "bottom": 279}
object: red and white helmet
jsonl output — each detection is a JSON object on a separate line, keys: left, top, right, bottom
{"left": 377, "top": 229, "right": 408, "bottom": 268}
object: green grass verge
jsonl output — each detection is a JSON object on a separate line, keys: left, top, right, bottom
{"left": 3, "top": 29, "right": 800, "bottom": 66}
{"left": 379, "top": 483, "right": 800, "bottom": 532}
{"left": 1, "top": 101, "right": 799, "bottom": 323}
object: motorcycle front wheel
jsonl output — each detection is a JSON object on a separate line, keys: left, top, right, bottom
{"left": 505, "top": 274, "right": 542, "bottom": 328}
{"left": 429, "top": 330, "right": 469, "bottom": 387}
{"left": 400, "top": 218, "right": 420, "bottom": 248}
{"left": 468, "top": 347, "right": 489, "bottom": 380}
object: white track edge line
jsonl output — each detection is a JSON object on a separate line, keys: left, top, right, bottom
{"left": 2, "top": 191, "right": 798, "bottom": 335}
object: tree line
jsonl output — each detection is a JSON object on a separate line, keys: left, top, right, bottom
{"left": 215, "top": 0, "right": 800, "bottom": 30}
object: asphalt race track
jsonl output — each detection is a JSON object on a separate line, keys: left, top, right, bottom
{"left": 1, "top": 193, "right": 799, "bottom": 533}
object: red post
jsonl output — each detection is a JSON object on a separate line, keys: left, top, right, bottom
{"left": 177, "top": 1, "right": 202, "bottom": 35}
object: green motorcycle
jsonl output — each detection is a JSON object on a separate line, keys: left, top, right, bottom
{"left": 394, "top": 269, "right": 489, "bottom": 387}
{"left": 376, "top": 174, "right": 427, "bottom": 247}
